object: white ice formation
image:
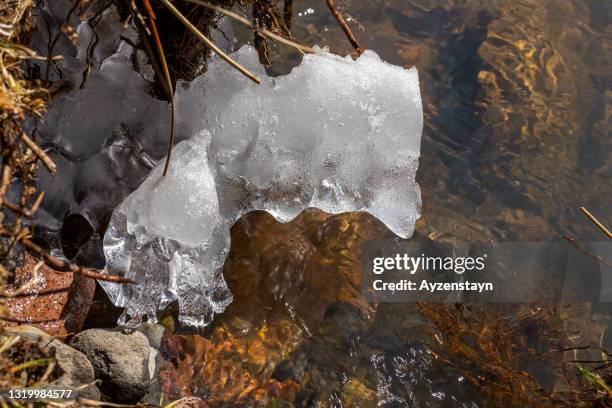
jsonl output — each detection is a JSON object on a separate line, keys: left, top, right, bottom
{"left": 32, "top": 1, "right": 233, "bottom": 263}
{"left": 102, "top": 132, "right": 232, "bottom": 326}
{"left": 101, "top": 46, "right": 423, "bottom": 327}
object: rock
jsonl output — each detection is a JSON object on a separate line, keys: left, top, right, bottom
{"left": 135, "top": 322, "right": 165, "bottom": 350}
{"left": 4, "top": 253, "right": 96, "bottom": 337}
{"left": 170, "top": 397, "right": 209, "bottom": 408}
{"left": 50, "top": 338, "right": 101, "bottom": 399}
{"left": 6, "top": 325, "right": 100, "bottom": 399}
{"left": 134, "top": 322, "right": 165, "bottom": 386}
{"left": 70, "top": 328, "right": 151, "bottom": 402}
{"left": 138, "top": 344, "right": 161, "bottom": 404}
{"left": 137, "top": 345, "right": 163, "bottom": 405}
{"left": 135, "top": 323, "right": 166, "bottom": 385}
{"left": 148, "top": 347, "right": 158, "bottom": 380}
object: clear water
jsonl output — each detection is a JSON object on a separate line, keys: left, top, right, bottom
{"left": 158, "top": 0, "right": 611, "bottom": 406}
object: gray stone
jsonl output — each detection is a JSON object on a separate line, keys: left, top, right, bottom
{"left": 6, "top": 326, "right": 100, "bottom": 399}
{"left": 69, "top": 328, "right": 151, "bottom": 402}
{"left": 139, "top": 347, "right": 163, "bottom": 404}
{"left": 49, "top": 339, "right": 101, "bottom": 399}
{"left": 135, "top": 322, "right": 165, "bottom": 350}
{"left": 134, "top": 322, "right": 165, "bottom": 403}
{"left": 148, "top": 347, "right": 158, "bottom": 380}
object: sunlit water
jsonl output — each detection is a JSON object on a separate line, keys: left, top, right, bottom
{"left": 153, "top": 0, "right": 611, "bottom": 406}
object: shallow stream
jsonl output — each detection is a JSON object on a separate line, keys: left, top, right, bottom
{"left": 156, "top": 0, "right": 611, "bottom": 406}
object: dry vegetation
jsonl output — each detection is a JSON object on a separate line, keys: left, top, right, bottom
{"left": 0, "top": 0, "right": 49, "bottom": 288}
{"left": 0, "top": 331, "right": 59, "bottom": 406}
{"left": 0, "top": 0, "right": 132, "bottom": 314}
{"left": 418, "top": 303, "right": 612, "bottom": 407}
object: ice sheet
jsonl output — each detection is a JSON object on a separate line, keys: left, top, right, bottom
{"left": 101, "top": 46, "right": 423, "bottom": 326}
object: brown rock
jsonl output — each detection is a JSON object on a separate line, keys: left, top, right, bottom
{"left": 170, "top": 397, "right": 209, "bottom": 408}
{"left": 3, "top": 253, "right": 96, "bottom": 337}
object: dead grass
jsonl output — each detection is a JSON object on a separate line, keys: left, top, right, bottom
{"left": 0, "top": 330, "right": 59, "bottom": 406}
{"left": 0, "top": 0, "right": 49, "bottom": 288}
{"left": 418, "top": 302, "right": 612, "bottom": 407}
{"left": 0, "top": 0, "right": 134, "bottom": 322}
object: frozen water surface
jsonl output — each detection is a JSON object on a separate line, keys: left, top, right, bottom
{"left": 32, "top": 2, "right": 234, "bottom": 258}
{"left": 101, "top": 46, "right": 423, "bottom": 326}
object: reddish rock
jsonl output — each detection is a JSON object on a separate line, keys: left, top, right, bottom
{"left": 171, "top": 397, "right": 209, "bottom": 408}
{"left": 3, "top": 253, "right": 96, "bottom": 337}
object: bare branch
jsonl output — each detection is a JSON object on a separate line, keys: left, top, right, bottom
{"left": 20, "top": 238, "right": 134, "bottom": 284}
{"left": 325, "top": 0, "right": 363, "bottom": 56}
{"left": 182, "top": 0, "right": 314, "bottom": 54}
{"left": 579, "top": 207, "right": 612, "bottom": 239}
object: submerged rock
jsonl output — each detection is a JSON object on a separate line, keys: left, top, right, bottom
{"left": 170, "top": 397, "right": 210, "bottom": 408}
{"left": 70, "top": 329, "right": 151, "bottom": 402}
{"left": 101, "top": 45, "right": 423, "bottom": 327}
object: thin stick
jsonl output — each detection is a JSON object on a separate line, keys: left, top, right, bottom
{"left": 158, "top": 0, "right": 261, "bottom": 84}
{"left": 324, "top": 0, "right": 363, "bottom": 56}
{"left": 0, "top": 335, "right": 21, "bottom": 353}
{"left": 132, "top": 14, "right": 169, "bottom": 95}
{"left": 2, "top": 191, "right": 44, "bottom": 217}
{"left": 29, "top": 190, "right": 45, "bottom": 214}
{"left": 20, "top": 238, "right": 134, "bottom": 284}
{"left": 182, "top": 0, "right": 314, "bottom": 54}
{"left": 20, "top": 132, "right": 56, "bottom": 175}
{"left": 17, "top": 54, "right": 63, "bottom": 61}
{"left": 0, "top": 165, "right": 13, "bottom": 198}
{"left": 564, "top": 236, "right": 610, "bottom": 266}
{"left": 579, "top": 207, "right": 612, "bottom": 239}
{"left": 32, "top": 360, "right": 56, "bottom": 386}
{"left": 142, "top": 0, "right": 176, "bottom": 177}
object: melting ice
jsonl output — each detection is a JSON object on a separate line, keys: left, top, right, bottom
{"left": 31, "top": 1, "right": 233, "bottom": 260}
{"left": 100, "top": 45, "right": 423, "bottom": 327}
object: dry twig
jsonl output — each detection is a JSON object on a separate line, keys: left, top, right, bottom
{"left": 324, "top": 0, "right": 363, "bottom": 56}
{"left": 580, "top": 207, "right": 612, "bottom": 239}
{"left": 20, "top": 132, "right": 56, "bottom": 175}
{"left": 563, "top": 235, "right": 611, "bottom": 266}
{"left": 182, "top": 0, "right": 314, "bottom": 54}
{"left": 141, "top": 0, "right": 177, "bottom": 177}
{"left": 19, "top": 238, "right": 134, "bottom": 284}
{"left": 0, "top": 0, "right": 132, "bottom": 291}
